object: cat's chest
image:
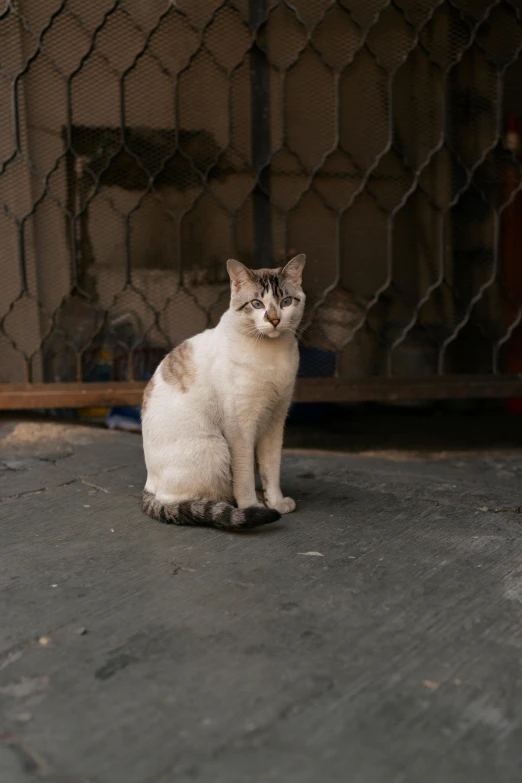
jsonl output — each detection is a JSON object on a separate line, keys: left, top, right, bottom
{"left": 225, "top": 347, "right": 296, "bottom": 400}
{"left": 230, "top": 352, "right": 294, "bottom": 383}
{"left": 230, "top": 361, "right": 287, "bottom": 391}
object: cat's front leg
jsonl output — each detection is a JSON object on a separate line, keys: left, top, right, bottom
{"left": 256, "top": 402, "right": 295, "bottom": 515}
{"left": 228, "top": 435, "right": 260, "bottom": 509}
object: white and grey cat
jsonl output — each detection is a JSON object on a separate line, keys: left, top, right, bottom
{"left": 141, "top": 253, "right": 306, "bottom": 531}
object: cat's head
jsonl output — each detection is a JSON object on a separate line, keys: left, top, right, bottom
{"left": 226, "top": 254, "right": 306, "bottom": 339}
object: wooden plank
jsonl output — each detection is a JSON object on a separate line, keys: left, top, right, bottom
{"left": 292, "top": 375, "right": 522, "bottom": 402}
{"left": 0, "top": 382, "right": 146, "bottom": 410}
{"left": 0, "top": 375, "right": 522, "bottom": 409}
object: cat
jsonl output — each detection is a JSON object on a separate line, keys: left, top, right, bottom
{"left": 141, "top": 253, "right": 306, "bottom": 531}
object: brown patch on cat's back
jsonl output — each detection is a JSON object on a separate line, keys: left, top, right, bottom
{"left": 141, "top": 374, "right": 155, "bottom": 418}
{"left": 162, "top": 340, "right": 195, "bottom": 393}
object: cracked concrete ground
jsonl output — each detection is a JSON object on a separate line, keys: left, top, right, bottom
{"left": 1, "top": 412, "right": 522, "bottom": 783}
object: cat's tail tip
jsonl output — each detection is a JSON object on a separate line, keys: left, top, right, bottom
{"left": 142, "top": 491, "right": 281, "bottom": 531}
{"left": 237, "top": 505, "right": 281, "bottom": 530}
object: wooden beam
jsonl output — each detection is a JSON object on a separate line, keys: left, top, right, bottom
{"left": 0, "top": 382, "right": 146, "bottom": 410}
{"left": 0, "top": 375, "right": 521, "bottom": 410}
{"left": 292, "top": 376, "right": 522, "bottom": 403}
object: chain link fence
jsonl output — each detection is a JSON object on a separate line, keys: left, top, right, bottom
{"left": 1, "top": 0, "right": 522, "bottom": 408}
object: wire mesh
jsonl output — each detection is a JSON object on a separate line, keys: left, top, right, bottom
{"left": 1, "top": 0, "right": 522, "bottom": 400}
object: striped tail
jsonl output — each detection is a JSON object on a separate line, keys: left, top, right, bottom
{"left": 142, "top": 491, "right": 281, "bottom": 531}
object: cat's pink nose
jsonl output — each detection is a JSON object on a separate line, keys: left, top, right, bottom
{"left": 270, "top": 318, "right": 280, "bottom": 327}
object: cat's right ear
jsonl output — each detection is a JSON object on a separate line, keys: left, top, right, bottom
{"left": 226, "top": 259, "right": 254, "bottom": 292}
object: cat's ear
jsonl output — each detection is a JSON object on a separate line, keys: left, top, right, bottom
{"left": 281, "top": 253, "right": 306, "bottom": 286}
{"left": 226, "top": 259, "right": 254, "bottom": 292}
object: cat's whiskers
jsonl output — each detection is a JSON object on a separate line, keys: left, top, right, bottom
{"left": 280, "top": 324, "right": 309, "bottom": 347}
{"left": 294, "top": 326, "right": 309, "bottom": 347}
{"left": 242, "top": 326, "right": 268, "bottom": 345}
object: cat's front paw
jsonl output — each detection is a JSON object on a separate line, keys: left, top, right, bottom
{"left": 268, "top": 496, "right": 296, "bottom": 515}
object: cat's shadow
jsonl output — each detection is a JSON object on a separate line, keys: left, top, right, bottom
{"left": 228, "top": 521, "right": 287, "bottom": 536}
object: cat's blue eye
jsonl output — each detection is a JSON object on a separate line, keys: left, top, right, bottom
{"left": 281, "top": 297, "right": 293, "bottom": 307}
{"left": 251, "top": 299, "right": 264, "bottom": 309}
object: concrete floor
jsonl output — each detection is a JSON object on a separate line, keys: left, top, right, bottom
{"left": 1, "top": 413, "right": 522, "bottom": 782}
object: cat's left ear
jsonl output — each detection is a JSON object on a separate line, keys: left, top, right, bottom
{"left": 281, "top": 253, "right": 306, "bottom": 286}
{"left": 227, "top": 259, "right": 254, "bottom": 292}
